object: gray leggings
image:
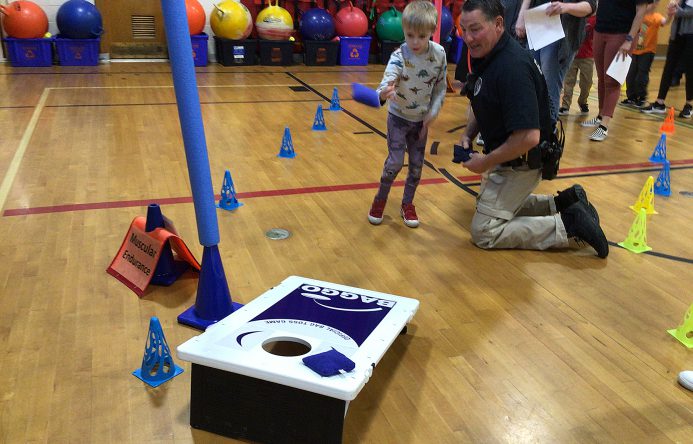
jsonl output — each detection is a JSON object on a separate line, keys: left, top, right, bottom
{"left": 375, "top": 113, "right": 427, "bottom": 204}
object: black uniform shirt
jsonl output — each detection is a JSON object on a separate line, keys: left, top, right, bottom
{"left": 467, "top": 32, "right": 551, "bottom": 155}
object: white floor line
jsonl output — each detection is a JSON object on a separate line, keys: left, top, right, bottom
{"left": 0, "top": 88, "right": 49, "bottom": 212}
{"left": 51, "top": 82, "right": 379, "bottom": 90}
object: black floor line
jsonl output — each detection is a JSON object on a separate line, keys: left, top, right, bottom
{"left": 608, "top": 241, "right": 693, "bottom": 264}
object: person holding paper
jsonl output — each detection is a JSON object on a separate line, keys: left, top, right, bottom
{"left": 456, "top": 0, "right": 609, "bottom": 258}
{"left": 515, "top": 0, "right": 597, "bottom": 123}
{"left": 640, "top": 0, "right": 693, "bottom": 118}
{"left": 581, "top": 0, "right": 648, "bottom": 141}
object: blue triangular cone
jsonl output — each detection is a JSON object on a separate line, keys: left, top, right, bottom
{"left": 312, "top": 104, "right": 327, "bottom": 131}
{"left": 146, "top": 203, "right": 189, "bottom": 286}
{"left": 654, "top": 160, "right": 671, "bottom": 197}
{"left": 133, "top": 317, "right": 183, "bottom": 387}
{"left": 177, "top": 245, "right": 243, "bottom": 331}
{"left": 278, "top": 126, "right": 296, "bottom": 158}
{"left": 217, "top": 170, "right": 243, "bottom": 211}
{"left": 649, "top": 133, "right": 667, "bottom": 163}
{"left": 329, "top": 87, "right": 341, "bottom": 111}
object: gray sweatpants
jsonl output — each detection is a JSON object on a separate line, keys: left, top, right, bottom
{"left": 471, "top": 166, "right": 569, "bottom": 250}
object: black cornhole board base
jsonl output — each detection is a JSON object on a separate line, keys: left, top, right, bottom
{"left": 189, "top": 363, "right": 346, "bottom": 443}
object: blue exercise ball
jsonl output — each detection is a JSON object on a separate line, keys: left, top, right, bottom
{"left": 300, "top": 8, "right": 335, "bottom": 41}
{"left": 57, "top": 0, "right": 103, "bottom": 39}
{"left": 440, "top": 6, "right": 453, "bottom": 42}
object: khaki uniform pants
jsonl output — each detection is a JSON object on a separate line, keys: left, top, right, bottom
{"left": 471, "top": 166, "right": 569, "bottom": 250}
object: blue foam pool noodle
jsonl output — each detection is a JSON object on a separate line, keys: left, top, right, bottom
{"left": 351, "top": 83, "right": 381, "bottom": 108}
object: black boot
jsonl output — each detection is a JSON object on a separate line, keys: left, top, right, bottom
{"left": 555, "top": 184, "right": 599, "bottom": 223}
{"left": 561, "top": 201, "right": 609, "bottom": 258}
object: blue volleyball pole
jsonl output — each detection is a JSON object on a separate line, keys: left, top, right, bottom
{"left": 159, "top": 0, "right": 242, "bottom": 330}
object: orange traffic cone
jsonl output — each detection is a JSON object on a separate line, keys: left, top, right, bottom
{"left": 659, "top": 107, "right": 675, "bottom": 135}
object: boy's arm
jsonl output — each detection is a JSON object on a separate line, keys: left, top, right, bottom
{"left": 376, "top": 50, "right": 403, "bottom": 101}
{"left": 427, "top": 58, "right": 448, "bottom": 120}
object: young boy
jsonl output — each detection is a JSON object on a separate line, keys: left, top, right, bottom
{"left": 367, "top": 0, "right": 448, "bottom": 228}
{"left": 622, "top": 0, "right": 672, "bottom": 108}
{"left": 559, "top": 15, "right": 596, "bottom": 116}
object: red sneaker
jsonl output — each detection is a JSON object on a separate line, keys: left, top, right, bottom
{"left": 368, "top": 199, "right": 387, "bottom": 225}
{"left": 400, "top": 203, "right": 419, "bottom": 228}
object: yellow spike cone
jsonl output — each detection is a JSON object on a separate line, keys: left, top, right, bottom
{"left": 629, "top": 176, "right": 658, "bottom": 215}
{"left": 668, "top": 303, "right": 693, "bottom": 348}
{"left": 617, "top": 208, "right": 652, "bottom": 253}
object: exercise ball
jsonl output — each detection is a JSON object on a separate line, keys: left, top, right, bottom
{"left": 376, "top": 6, "right": 403, "bottom": 42}
{"left": 439, "top": 6, "right": 453, "bottom": 41}
{"left": 300, "top": 8, "right": 335, "bottom": 41}
{"left": 334, "top": 1, "right": 367, "bottom": 37}
{"left": 255, "top": 0, "right": 293, "bottom": 40}
{"left": 211, "top": 0, "right": 253, "bottom": 40}
{"left": 56, "top": 0, "right": 103, "bottom": 39}
{"left": 0, "top": 1, "right": 48, "bottom": 39}
{"left": 186, "top": 0, "right": 206, "bottom": 36}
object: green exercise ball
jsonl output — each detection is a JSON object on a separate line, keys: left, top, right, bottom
{"left": 376, "top": 6, "right": 403, "bottom": 42}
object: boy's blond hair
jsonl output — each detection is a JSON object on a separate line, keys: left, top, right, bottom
{"left": 402, "top": 0, "right": 438, "bottom": 33}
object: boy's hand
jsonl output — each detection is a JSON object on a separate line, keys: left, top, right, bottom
{"left": 380, "top": 81, "right": 396, "bottom": 101}
{"left": 419, "top": 113, "right": 436, "bottom": 140}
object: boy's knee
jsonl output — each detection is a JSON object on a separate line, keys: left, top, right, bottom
{"left": 470, "top": 225, "right": 494, "bottom": 249}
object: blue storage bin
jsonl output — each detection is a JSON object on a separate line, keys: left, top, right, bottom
{"left": 55, "top": 36, "right": 99, "bottom": 66}
{"left": 191, "top": 33, "right": 208, "bottom": 67}
{"left": 3, "top": 37, "right": 54, "bottom": 67}
{"left": 339, "top": 36, "right": 371, "bottom": 66}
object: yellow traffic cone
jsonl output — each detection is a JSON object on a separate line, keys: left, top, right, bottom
{"left": 629, "top": 176, "right": 658, "bottom": 215}
{"left": 668, "top": 303, "right": 693, "bottom": 348}
{"left": 617, "top": 208, "right": 652, "bottom": 253}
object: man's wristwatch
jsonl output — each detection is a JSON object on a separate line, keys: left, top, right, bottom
{"left": 625, "top": 34, "right": 634, "bottom": 42}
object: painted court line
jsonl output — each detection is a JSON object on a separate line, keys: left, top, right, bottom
{"left": 0, "top": 88, "right": 49, "bottom": 212}
{"left": 4, "top": 160, "right": 692, "bottom": 217}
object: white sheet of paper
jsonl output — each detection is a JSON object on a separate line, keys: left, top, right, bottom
{"left": 524, "top": 3, "right": 565, "bottom": 50}
{"left": 607, "top": 54, "right": 632, "bottom": 84}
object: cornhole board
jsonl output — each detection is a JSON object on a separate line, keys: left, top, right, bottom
{"left": 177, "top": 275, "right": 419, "bottom": 443}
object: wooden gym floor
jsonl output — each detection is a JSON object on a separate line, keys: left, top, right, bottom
{"left": 0, "top": 58, "right": 691, "bottom": 443}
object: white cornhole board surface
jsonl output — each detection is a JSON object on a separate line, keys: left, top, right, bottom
{"left": 177, "top": 275, "right": 420, "bottom": 401}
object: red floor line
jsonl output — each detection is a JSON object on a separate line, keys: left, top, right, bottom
{"left": 3, "top": 160, "right": 692, "bottom": 217}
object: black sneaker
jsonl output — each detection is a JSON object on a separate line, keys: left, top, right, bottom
{"left": 559, "top": 107, "right": 570, "bottom": 116}
{"left": 679, "top": 103, "right": 692, "bottom": 119}
{"left": 561, "top": 201, "right": 609, "bottom": 258}
{"left": 620, "top": 98, "right": 637, "bottom": 107}
{"left": 579, "top": 103, "right": 589, "bottom": 114}
{"left": 555, "top": 184, "right": 599, "bottom": 223}
{"left": 641, "top": 102, "right": 667, "bottom": 114}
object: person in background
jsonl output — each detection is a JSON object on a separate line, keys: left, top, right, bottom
{"left": 641, "top": 0, "right": 693, "bottom": 118}
{"left": 580, "top": 0, "right": 648, "bottom": 141}
{"left": 559, "top": 14, "right": 597, "bottom": 116}
{"left": 621, "top": 0, "right": 673, "bottom": 108}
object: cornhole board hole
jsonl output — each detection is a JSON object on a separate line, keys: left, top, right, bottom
{"left": 177, "top": 275, "right": 419, "bottom": 443}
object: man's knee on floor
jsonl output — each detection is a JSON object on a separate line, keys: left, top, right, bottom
{"left": 471, "top": 225, "right": 495, "bottom": 249}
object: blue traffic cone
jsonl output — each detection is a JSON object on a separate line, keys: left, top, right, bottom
{"left": 329, "top": 87, "right": 341, "bottom": 111}
{"left": 133, "top": 317, "right": 183, "bottom": 387}
{"left": 648, "top": 133, "right": 667, "bottom": 163}
{"left": 177, "top": 245, "right": 243, "bottom": 330}
{"left": 278, "top": 127, "right": 296, "bottom": 158}
{"left": 654, "top": 160, "right": 671, "bottom": 197}
{"left": 312, "top": 104, "right": 327, "bottom": 131}
{"left": 217, "top": 170, "right": 243, "bottom": 211}
{"left": 146, "top": 204, "right": 190, "bottom": 286}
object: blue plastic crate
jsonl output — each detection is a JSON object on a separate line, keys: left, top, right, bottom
{"left": 191, "top": 33, "right": 208, "bottom": 67}
{"left": 339, "top": 36, "right": 371, "bottom": 66}
{"left": 3, "top": 37, "right": 53, "bottom": 67}
{"left": 55, "top": 36, "right": 99, "bottom": 66}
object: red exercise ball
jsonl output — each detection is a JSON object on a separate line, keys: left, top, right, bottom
{"left": 0, "top": 1, "right": 48, "bottom": 39}
{"left": 335, "top": 1, "right": 368, "bottom": 37}
{"left": 186, "top": 0, "right": 206, "bottom": 36}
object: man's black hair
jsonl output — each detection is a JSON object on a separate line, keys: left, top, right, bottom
{"left": 461, "top": 0, "right": 505, "bottom": 22}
